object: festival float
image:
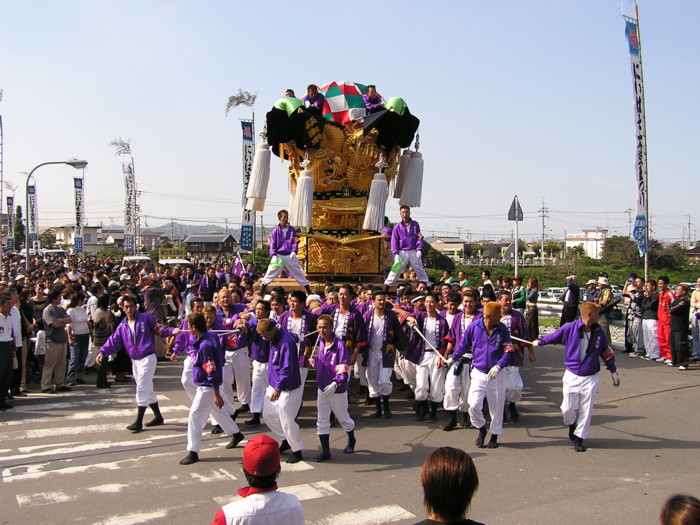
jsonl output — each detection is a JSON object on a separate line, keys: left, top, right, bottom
{"left": 246, "top": 81, "right": 422, "bottom": 282}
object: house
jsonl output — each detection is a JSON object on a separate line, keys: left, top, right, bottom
{"left": 138, "top": 229, "right": 169, "bottom": 251}
{"left": 184, "top": 233, "right": 238, "bottom": 259}
{"left": 53, "top": 225, "right": 103, "bottom": 255}
{"left": 565, "top": 228, "right": 607, "bottom": 259}
{"left": 684, "top": 245, "right": 700, "bottom": 262}
{"left": 99, "top": 227, "right": 125, "bottom": 249}
{"left": 425, "top": 236, "right": 467, "bottom": 261}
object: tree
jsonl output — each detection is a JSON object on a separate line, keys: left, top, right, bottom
{"left": 650, "top": 242, "right": 688, "bottom": 271}
{"left": 39, "top": 229, "right": 56, "bottom": 249}
{"left": 422, "top": 242, "right": 455, "bottom": 272}
{"left": 14, "top": 205, "right": 25, "bottom": 249}
{"left": 601, "top": 235, "right": 640, "bottom": 268}
{"left": 244, "top": 245, "right": 271, "bottom": 270}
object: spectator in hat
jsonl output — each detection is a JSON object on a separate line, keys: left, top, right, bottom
{"left": 583, "top": 279, "right": 599, "bottom": 303}
{"left": 595, "top": 276, "right": 614, "bottom": 343}
{"left": 210, "top": 434, "right": 304, "bottom": 525}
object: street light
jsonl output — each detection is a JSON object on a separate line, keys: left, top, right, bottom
{"left": 25, "top": 159, "right": 88, "bottom": 271}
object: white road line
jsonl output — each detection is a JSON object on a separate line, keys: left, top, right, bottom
{"left": 1, "top": 433, "right": 189, "bottom": 463}
{"left": 212, "top": 479, "right": 340, "bottom": 507}
{"left": 0, "top": 416, "right": 190, "bottom": 441}
{"left": 280, "top": 460, "right": 314, "bottom": 472}
{"left": 7, "top": 393, "right": 170, "bottom": 412}
{"left": 0, "top": 404, "right": 190, "bottom": 427}
{"left": 2, "top": 444, "right": 233, "bottom": 483}
{"left": 16, "top": 468, "right": 238, "bottom": 507}
{"left": 315, "top": 504, "right": 416, "bottom": 525}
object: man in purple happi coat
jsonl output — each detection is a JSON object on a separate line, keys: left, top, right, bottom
{"left": 384, "top": 206, "right": 430, "bottom": 291}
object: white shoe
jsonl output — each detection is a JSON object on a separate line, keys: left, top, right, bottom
{"left": 655, "top": 357, "right": 666, "bottom": 363}
{"left": 667, "top": 361, "right": 675, "bottom": 367}
{"left": 679, "top": 366, "right": 688, "bottom": 371}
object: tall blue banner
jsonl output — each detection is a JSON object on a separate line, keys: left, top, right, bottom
{"left": 6, "top": 196, "right": 13, "bottom": 251}
{"left": 240, "top": 120, "right": 255, "bottom": 252}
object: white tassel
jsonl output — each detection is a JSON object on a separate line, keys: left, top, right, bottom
{"left": 290, "top": 169, "right": 313, "bottom": 228}
{"left": 399, "top": 150, "right": 424, "bottom": 207}
{"left": 245, "top": 141, "right": 271, "bottom": 211}
{"left": 246, "top": 197, "right": 265, "bottom": 212}
{"left": 392, "top": 149, "right": 412, "bottom": 198}
{"left": 363, "top": 172, "right": 388, "bottom": 231}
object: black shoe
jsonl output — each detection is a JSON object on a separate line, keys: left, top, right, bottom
{"left": 157, "top": 356, "right": 168, "bottom": 362}
{"left": 460, "top": 412, "right": 472, "bottom": 428}
{"left": 41, "top": 389, "right": 56, "bottom": 394}
{"left": 508, "top": 402, "right": 520, "bottom": 423}
{"left": 245, "top": 414, "right": 261, "bottom": 427}
{"left": 369, "top": 398, "right": 382, "bottom": 418}
{"left": 237, "top": 403, "right": 250, "bottom": 414}
{"left": 314, "top": 434, "right": 331, "bottom": 462}
{"left": 343, "top": 430, "right": 356, "bottom": 454}
{"left": 287, "top": 451, "right": 303, "bottom": 464}
{"left": 56, "top": 385, "right": 72, "bottom": 392}
{"left": 96, "top": 382, "right": 112, "bottom": 388}
{"left": 0, "top": 401, "right": 13, "bottom": 409}
{"left": 427, "top": 402, "right": 439, "bottom": 423}
{"left": 145, "top": 416, "right": 164, "bottom": 428}
{"left": 75, "top": 378, "right": 86, "bottom": 385}
{"left": 126, "top": 421, "right": 143, "bottom": 433}
{"left": 574, "top": 437, "right": 586, "bottom": 452}
{"left": 382, "top": 396, "right": 392, "bottom": 419}
{"left": 442, "top": 411, "right": 457, "bottom": 431}
{"left": 487, "top": 434, "right": 500, "bottom": 449}
{"left": 226, "top": 432, "right": 244, "bottom": 449}
{"left": 279, "top": 440, "right": 292, "bottom": 453}
{"left": 415, "top": 400, "right": 429, "bottom": 421}
{"left": 12, "top": 390, "right": 27, "bottom": 397}
{"left": 568, "top": 424, "right": 577, "bottom": 442}
{"left": 211, "top": 424, "right": 223, "bottom": 434}
{"left": 180, "top": 451, "right": 199, "bottom": 465}
{"left": 475, "top": 426, "right": 487, "bottom": 448}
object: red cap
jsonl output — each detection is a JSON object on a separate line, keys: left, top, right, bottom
{"left": 243, "top": 434, "right": 280, "bottom": 477}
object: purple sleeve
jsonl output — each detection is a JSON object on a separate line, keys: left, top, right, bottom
{"left": 452, "top": 323, "right": 473, "bottom": 360}
{"left": 99, "top": 325, "right": 125, "bottom": 357}
{"left": 390, "top": 226, "right": 400, "bottom": 254}
{"left": 414, "top": 222, "right": 424, "bottom": 252}
{"left": 269, "top": 227, "right": 280, "bottom": 256}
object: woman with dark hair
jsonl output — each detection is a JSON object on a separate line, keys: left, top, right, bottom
{"left": 526, "top": 276, "right": 539, "bottom": 340}
{"left": 415, "top": 446, "right": 482, "bottom": 525}
{"left": 660, "top": 494, "right": 700, "bottom": 525}
{"left": 66, "top": 292, "right": 90, "bottom": 386}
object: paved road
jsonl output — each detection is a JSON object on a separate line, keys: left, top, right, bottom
{"left": 1, "top": 346, "right": 699, "bottom": 525}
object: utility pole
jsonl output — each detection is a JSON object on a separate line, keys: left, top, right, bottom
{"left": 539, "top": 200, "right": 548, "bottom": 262}
{"left": 627, "top": 209, "right": 633, "bottom": 237}
{"left": 688, "top": 214, "right": 692, "bottom": 248}
{"left": 171, "top": 219, "right": 174, "bottom": 242}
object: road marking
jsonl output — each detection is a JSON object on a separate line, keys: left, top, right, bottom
{"left": 281, "top": 460, "right": 314, "bottom": 472}
{"left": 7, "top": 393, "right": 171, "bottom": 412}
{"left": 0, "top": 404, "right": 189, "bottom": 428}
{"left": 315, "top": 504, "right": 416, "bottom": 525}
{"left": 15, "top": 468, "right": 239, "bottom": 507}
{"left": 212, "top": 479, "right": 340, "bottom": 507}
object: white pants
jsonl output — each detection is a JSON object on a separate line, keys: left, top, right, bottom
{"left": 468, "top": 369, "right": 506, "bottom": 435}
{"left": 384, "top": 249, "right": 429, "bottom": 286}
{"left": 367, "top": 348, "right": 392, "bottom": 397}
{"left": 504, "top": 366, "right": 523, "bottom": 403}
{"left": 561, "top": 370, "right": 599, "bottom": 440}
{"left": 642, "top": 319, "right": 660, "bottom": 359}
{"left": 132, "top": 354, "right": 158, "bottom": 406}
{"left": 250, "top": 361, "right": 269, "bottom": 414}
{"left": 415, "top": 351, "right": 446, "bottom": 402}
{"left": 395, "top": 354, "right": 416, "bottom": 390}
{"left": 443, "top": 362, "right": 470, "bottom": 412}
{"left": 263, "top": 385, "right": 304, "bottom": 452}
{"left": 222, "top": 350, "right": 251, "bottom": 413}
{"left": 629, "top": 316, "right": 644, "bottom": 354}
{"left": 299, "top": 367, "right": 309, "bottom": 392}
{"left": 181, "top": 356, "right": 197, "bottom": 401}
{"left": 692, "top": 312, "right": 700, "bottom": 359}
{"left": 187, "top": 386, "right": 240, "bottom": 453}
{"left": 354, "top": 360, "right": 368, "bottom": 387}
{"left": 85, "top": 339, "right": 99, "bottom": 368}
{"left": 261, "top": 253, "right": 309, "bottom": 287}
{"left": 316, "top": 390, "right": 354, "bottom": 435}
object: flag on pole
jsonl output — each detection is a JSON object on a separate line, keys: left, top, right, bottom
{"left": 28, "top": 185, "right": 38, "bottom": 248}
{"left": 625, "top": 17, "right": 648, "bottom": 256}
{"left": 123, "top": 163, "right": 136, "bottom": 253}
{"left": 240, "top": 121, "right": 255, "bottom": 252}
{"left": 6, "top": 196, "right": 14, "bottom": 251}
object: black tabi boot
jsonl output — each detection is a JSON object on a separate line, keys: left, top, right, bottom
{"left": 314, "top": 434, "right": 331, "bottom": 462}
{"left": 382, "top": 395, "right": 392, "bottom": 419}
{"left": 574, "top": 437, "right": 586, "bottom": 452}
{"left": 415, "top": 400, "right": 429, "bottom": 421}
{"left": 442, "top": 410, "right": 457, "bottom": 431}
{"left": 508, "top": 402, "right": 520, "bottom": 423}
{"left": 279, "top": 439, "right": 292, "bottom": 453}
{"left": 127, "top": 406, "right": 147, "bottom": 432}
{"left": 245, "top": 413, "right": 261, "bottom": 427}
{"left": 180, "top": 451, "right": 199, "bottom": 465}
{"left": 568, "top": 424, "right": 577, "bottom": 442}
{"left": 475, "top": 425, "right": 488, "bottom": 448}
{"left": 343, "top": 430, "right": 356, "bottom": 454}
{"left": 487, "top": 434, "right": 500, "bottom": 449}
{"left": 287, "top": 450, "right": 304, "bottom": 463}
{"left": 460, "top": 412, "right": 472, "bottom": 428}
{"left": 145, "top": 402, "right": 164, "bottom": 427}
{"left": 369, "top": 397, "right": 383, "bottom": 418}
{"left": 426, "top": 401, "right": 439, "bottom": 423}
{"left": 226, "top": 432, "right": 245, "bottom": 449}
{"left": 329, "top": 411, "right": 338, "bottom": 428}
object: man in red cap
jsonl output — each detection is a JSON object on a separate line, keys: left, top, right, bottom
{"left": 210, "top": 434, "right": 304, "bottom": 525}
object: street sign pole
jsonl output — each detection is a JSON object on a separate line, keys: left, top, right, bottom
{"left": 508, "top": 195, "right": 524, "bottom": 277}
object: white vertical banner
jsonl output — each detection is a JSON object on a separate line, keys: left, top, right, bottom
{"left": 74, "top": 177, "right": 84, "bottom": 253}
{"left": 28, "top": 185, "right": 38, "bottom": 247}
{"left": 625, "top": 16, "right": 648, "bottom": 255}
{"left": 240, "top": 120, "right": 256, "bottom": 251}
{"left": 123, "top": 163, "right": 136, "bottom": 253}
{"left": 6, "top": 196, "right": 14, "bottom": 251}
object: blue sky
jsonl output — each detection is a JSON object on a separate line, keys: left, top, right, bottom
{"left": 1, "top": 0, "right": 698, "bottom": 245}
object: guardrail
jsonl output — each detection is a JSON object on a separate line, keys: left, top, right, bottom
{"left": 537, "top": 298, "right": 627, "bottom": 326}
